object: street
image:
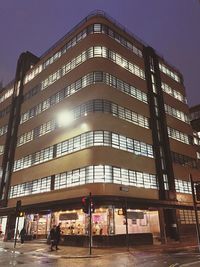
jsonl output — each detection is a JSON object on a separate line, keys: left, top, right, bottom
{"left": 0, "top": 241, "right": 200, "bottom": 266}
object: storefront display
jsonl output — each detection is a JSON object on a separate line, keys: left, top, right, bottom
{"left": 55, "top": 210, "right": 85, "bottom": 235}
{"left": 0, "top": 216, "right": 7, "bottom": 239}
{"left": 22, "top": 207, "right": 160, "bottom": 242}
{"left": 115, "top": 209, "right": 160, "bottom": 238}
{"left": 92, "top": 210, "right": 107, "bottom": 235}
{"left": 25, "top": 213, "right": 51, "bottom": 238}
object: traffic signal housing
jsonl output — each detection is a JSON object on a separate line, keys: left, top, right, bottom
{"left": 18, "top": 211, "right": 25, "bottom": 217}
{"left": 90, "top": 198, "right": 95, "bottom": 213}
{"left": 15, "top": 200, "right": 24, "bottom": 217}
{"left": 82, "top": 197, "right": 90, "bottom": 214}
{"left": 122, "top": 206, "right": 126, "bottom": 216}
{"left": 15, "top": 200, "right": 22, "bottom": 216}
{"left": 82, "top": 196, "right": 95, "bottom": 214}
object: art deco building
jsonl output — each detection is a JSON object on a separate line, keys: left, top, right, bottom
{"left": 0, "top": 11, "right": 199, "bottom": 245}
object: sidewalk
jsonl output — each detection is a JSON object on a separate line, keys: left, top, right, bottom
{"left": 133, "top": 240, "right": 199, "bottom": 253}
{"left": 0, "top": 240, "right": 126, "bottom": 258}
{"left": 0, "top": 239, "right": 199, "bottom": 258}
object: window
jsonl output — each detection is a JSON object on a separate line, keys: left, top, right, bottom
{"left": 165, "top": 104, "right": 189, "bottom": 124}
{"left": 10, "top": 165, "right": 157, "bottom": 199}
{"left": 18, "top": 71, "right": 149, "bottom": 151}
{"left": 175, "top": 179, "right": 191, "bottom": 194}
{"left": 167, "top": 127, "right": 190, "bottom": 144}
{"left": 159, "top": 63, "right": 180, "bottom": 83}
{"left": 162, "top": 83, "right": 187, "bottom": 103}
{"left": 0, "top": 105, "right": 11, "bottom": 119}
{"left": 0, "top": 87, "right": 14, "bottom": 104}
{"left": 0, "top": 145, "right": 4, "bottom": 155}
{"left": 9, "top": 176, "right": 51, "bottom": 198}
{"left": 0, "top": 124, "right": 8, "bottom": 137}
{"left": 179, "top": 210, "right": 200, "bottom": 224}
{"left": 13, "top": 147, "right": 53, "bottom": 171}
{"left": 23, "top": 21, "right": 143, "bottom": 92}
{"left": 171, "top": 151, "right": 197, "bottom": 169}
{"left": 13, "top": 130, "right": 153, "bottom": 172}
{"left": 21, "top": 65, "right": 147, "bottom": 126}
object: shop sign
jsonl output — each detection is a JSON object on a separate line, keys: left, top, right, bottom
{"left": 93, "top": 215, "right": 103, "bottom": 223}
{"left": 59, "top": 213, "right": 78, "bottom": 221}
{"left": 127, "top": 211, "right": 144, "bottom": 219}
{"left": 120, "top": 186, "right": 129, "bottom": 192}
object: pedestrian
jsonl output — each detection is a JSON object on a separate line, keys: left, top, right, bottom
{"left": 50, "top": 225, "right": 56, "bottom": 251}
{"left": 19, "top": 227, "right": 26, "bottom": 244}
{"left": 55, "top": 222, "right": 62, "bottom": 250}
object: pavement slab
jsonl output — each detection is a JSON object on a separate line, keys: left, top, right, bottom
{"left": 0, "top": 240, "right": 200, "bottom": 267}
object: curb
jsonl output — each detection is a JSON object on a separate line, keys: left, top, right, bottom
{"left": 61, "top": 255, "right": 101, "bottom": 259}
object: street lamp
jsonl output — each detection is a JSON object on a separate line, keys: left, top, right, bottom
{"left": 57, "top": 110, "right": 74, "bottom": 128}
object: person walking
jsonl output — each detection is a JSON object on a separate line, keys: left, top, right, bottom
{"left": 55, "top": 223, "right": 62, "bottom": 250}
{"left": 19, "top": 227, "right": 26, "bottom": 244}
{"left": 50, "top": 225, "right": 56, "bottom": 251}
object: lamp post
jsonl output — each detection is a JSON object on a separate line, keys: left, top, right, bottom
{"left": 89, "top": 192, "right": 92, "bottom": 255}
{"left": 82, "top": 193, "right": 93, "bottom": 255}
{"left": 124, "top": 198, "right": 129, "bottom": 251}
{"left": 14, "top": 200, "right": 21, "bottom": 248}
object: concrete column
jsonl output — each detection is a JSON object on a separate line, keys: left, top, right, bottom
{"left": 158, "top": 208, "right": 167, "bottom": 244}
{"left": 4, "top": 213, "right": 16, "bottom": 241}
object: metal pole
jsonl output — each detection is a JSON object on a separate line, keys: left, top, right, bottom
{"left": 125, "top": 198, "right": 129, "bottom": 251}
{"left": 89, "top": 192, "right": 92, "bottom": 255}
{"left": 14, "top": 216, "right": 19, "bottom": 248}
{"left": 190, "top": 174, "right": 200, "bottom": 252}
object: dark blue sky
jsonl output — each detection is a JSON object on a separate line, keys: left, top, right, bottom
{"left": 0, "top": 0, "right": 199, "bottom": 106}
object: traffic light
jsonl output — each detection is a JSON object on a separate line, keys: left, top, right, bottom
{"left": 19, "top": 211, "right": 25, "bottom": 217}
{"left": 82, "top": 196, "right": 95, "bottom": 214}
{"left": 82, "top": 197, "right": 90, "bottom": 214}
{"left": 196, "top": 184, "right": 200, "bottom": 201}
{"left": 90, "top": 198, "right": 95, "bottom": 213}
{"left": 15, "top": 200, "right": 24, "bottom": 217}
{"left": 15, "top": 200, "right": 21, "bottom": 216}
{"left": 122, "top": 206, "right": 126, "bottom": 216}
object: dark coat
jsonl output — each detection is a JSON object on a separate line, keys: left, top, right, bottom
{"left": 55, "top": 226, "right": 61, "bottom": 241}
{"left": 19, "top": 228, "right": 26, "bottom": 238}
{"left": 50, "top": 228, "right": 56, "bottom": 241}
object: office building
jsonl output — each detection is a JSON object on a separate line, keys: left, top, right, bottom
{"left": 0, "top": 11, "right": 199, "bottom": 245}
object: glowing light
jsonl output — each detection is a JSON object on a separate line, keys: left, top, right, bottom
{"left": 57, "top": 110, "right": 74, "bottom": 127}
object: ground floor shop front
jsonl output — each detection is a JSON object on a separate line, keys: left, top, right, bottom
{"left": 26, "top": 208, "right": 160, "bottom": 239}
{"left": 1, "top": 206, "right": 160, "bottom": 245}
{"left": 0, "top": 198, "right": 198, "bottom": 246}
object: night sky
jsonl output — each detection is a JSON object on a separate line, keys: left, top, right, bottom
{"left": 0, "top": 0, "right": 199, "bottom": 107}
